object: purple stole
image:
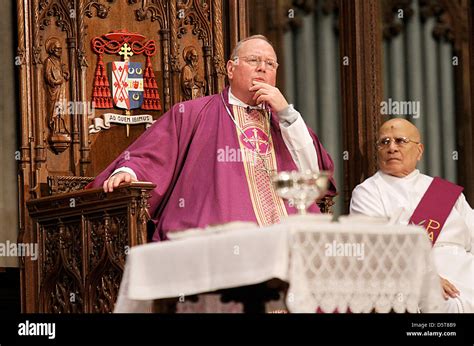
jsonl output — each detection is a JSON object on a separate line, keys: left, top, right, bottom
{"left": 409, "top": 177, "right": 463, "bottom": 245}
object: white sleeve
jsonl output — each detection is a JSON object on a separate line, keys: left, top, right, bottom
{"left": 110, "top": 167, "right": 138, "bottom": 180}
{"left": 349, "top": 184, "right": 386, "bottom": 217}
{"left": 279, "top": 108, "right": 319, "bottom": 172}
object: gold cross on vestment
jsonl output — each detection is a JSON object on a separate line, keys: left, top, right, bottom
{"left": 243, "top": 128, "right": 268, "bottom": 154}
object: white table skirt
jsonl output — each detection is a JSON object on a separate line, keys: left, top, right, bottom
{"left": 114, "top": 215, "right": 446, "bottom": 313}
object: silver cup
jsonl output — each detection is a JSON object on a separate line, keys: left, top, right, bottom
{"left": 271, "top": 170, "right": 331, "bottom": 215}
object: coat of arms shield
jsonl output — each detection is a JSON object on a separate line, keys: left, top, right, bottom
{"left": 110, "top": 61, "right": 144, "bottom": 110}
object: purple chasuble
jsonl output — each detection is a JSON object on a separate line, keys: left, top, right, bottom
{"left": 87, "top": 87, "right": 336, "bottom": 241}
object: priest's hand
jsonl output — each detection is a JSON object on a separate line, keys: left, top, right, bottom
{"left": 249, "top": 81, "right": 289, "bottom": 113}
{"left": 103, "top": 172, "right": 137, "bottom": 193}
{"left": 440, "top": 276, "right": 460, "bottom": 299}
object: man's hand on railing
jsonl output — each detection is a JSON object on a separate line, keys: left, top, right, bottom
{"left": 103, "top": 172, "right": 138, "bottom": 192}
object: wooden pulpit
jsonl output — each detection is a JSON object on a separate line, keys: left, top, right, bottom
{"left": 25, "top": 183, "right": 154, "bottom": 313}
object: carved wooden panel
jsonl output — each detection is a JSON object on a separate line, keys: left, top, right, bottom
{"left": 39, "top": 221, "right": 84, "bottom": 313}
{"left": 87, "top": 212, "right": 128, "bottom": 313}
{"left": 27, "top": 183, "right": 155, "bottom": 313}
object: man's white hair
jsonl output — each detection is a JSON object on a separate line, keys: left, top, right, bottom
{"left": 230, "top": 34, "right": 275, "bottom": 60}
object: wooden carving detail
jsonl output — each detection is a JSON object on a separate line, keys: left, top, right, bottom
{"left": 212, "top": 0, "right": 226, "bottom": 92}
{"left": 16, "top": 0, "right": 27, "bottom": 67}
{"left": 181, "top": 46, "right": 206, "bottom": 100}
{"left": 88, "top": 212, "right": 128, "bottom": 313}
{"left": 35, "top": 1, "right": 77, "bottom": 156}
{"left": 173, "top": 0, "right": 214, "bottom": 103}
{"left": 133, "top": 190, "right": 153, "bottom": 244}
{"left": 90, "top": 218, "right": 105, "bottom": 269}
{"left": 169, "top": 0, "right": 180, "bottom": 77}
{"left": 49, "top": 274, "right": 83, "bottom": 313}
{"left": 47, "top": 175, "right": 95, "bottom": 195}
{"left": 44, "top": 37, "right": 72, "bottom": 153}
{"left": 92, "top": 265, "right": 123, "bottom": 313}
{"left": 177, "top": 0, "right": 212, "bottom": 43}
{"left": 38, "top": 0, "right": 75, "bottom": 34}
{"left": 90, "top": 213, "right": 129, "bottom": 266}
{"left": 40, "top": 222, "right": 84, "bottom": 313}
{"left": 78, "top": 0, "right": 116, "bottom": 68}
{"left": 84, "top": 0, "right": 115, "bottom": 19}
{"left": 128, "top": 0, "right": 169, "bottom": 28}
{"left": 43, "top": 225, "right": 59, "bottom": 276}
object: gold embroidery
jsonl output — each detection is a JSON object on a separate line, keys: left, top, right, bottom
{"left": 233, "top": 106, "right": 287, "bottom": 226}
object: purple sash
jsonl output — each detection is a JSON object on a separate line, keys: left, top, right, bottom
{"left": 409, "top": 177, "right": 463, "bottom": 245}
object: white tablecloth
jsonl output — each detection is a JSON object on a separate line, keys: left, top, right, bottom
{"left": 114, "top": 216, "right": 446, "bottom": 313}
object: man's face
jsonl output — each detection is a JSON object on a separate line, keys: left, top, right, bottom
{"left": 377, "top": 120, "right": 424, "bottom": 177}
{"left": 226, "top": 39, "right": 277, "bottom": 104}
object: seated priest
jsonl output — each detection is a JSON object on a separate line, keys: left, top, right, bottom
{"left": 87, "top": 35, "right": 336, "bottom": 241}
{"left": 350, "top": 118, "right": 474, "bottom": 313}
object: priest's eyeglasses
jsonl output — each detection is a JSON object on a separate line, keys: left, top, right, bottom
{"left": 234, "top": 55, "right": 279, "bottom": 70}
{"left": 376, "top": 137, "right": 420, "bottom": 150}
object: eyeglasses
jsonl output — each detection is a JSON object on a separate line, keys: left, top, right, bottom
{"left": 376, "top": 137, "right": 420, "bottom": 150}
{"left": 234, "top": 55, "right": 279, "bottom": 70}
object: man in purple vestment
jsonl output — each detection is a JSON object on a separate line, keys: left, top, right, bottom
{"left": 87, "top": 35, "right": 336, "bottom": 241}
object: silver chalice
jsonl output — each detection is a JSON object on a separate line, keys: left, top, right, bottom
{"left": 271, "top": 170, "right": 331, "bottom": 215}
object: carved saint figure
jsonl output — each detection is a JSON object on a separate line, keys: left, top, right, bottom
{"left": 44, "top": 37, "right": 69, "bottom": 134}
{"left": 180, "top": 46, "right": 206, "bottom": 100}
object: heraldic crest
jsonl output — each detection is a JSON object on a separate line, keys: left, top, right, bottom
{"left": 89, "top": 30, "right": 161, "bottom": 136}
